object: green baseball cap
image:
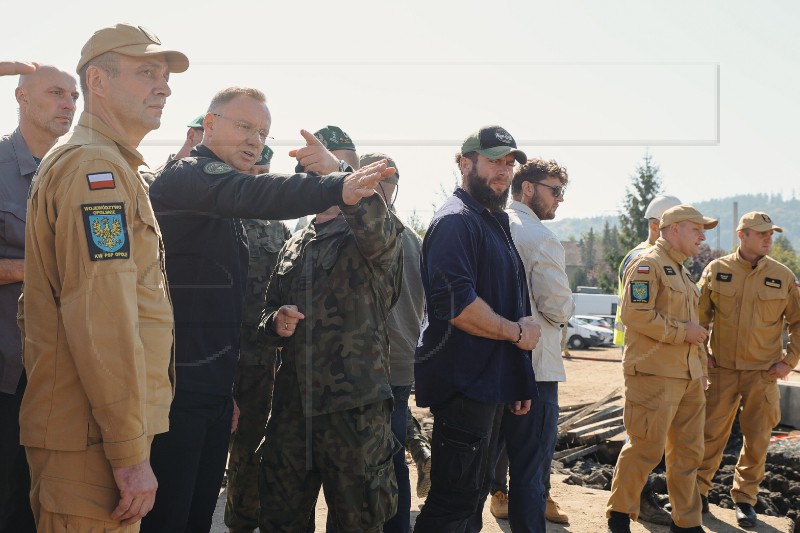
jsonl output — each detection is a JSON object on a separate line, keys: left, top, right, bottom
{"left": 360, "top": 152, "right": 399, "bottom": 185}
{"left": 187, "top": 114, "right": 205, "bottom": 129}
{"left": 296, "top": 125, "right": 356, "bottom": 172}
{"left": 314, "top": 125, "right": 355, "bottom": 151}
{"left": 256, "top": 144, "right": 273, "bottom": 166}
{"left": 461, "top": 125, "right": 526, "bottom": 164}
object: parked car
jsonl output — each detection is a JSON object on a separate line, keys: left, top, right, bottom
{"left": 574, "top": 315, "right": 616, "bottom": 344}
{"left": 567, "top": 317, "right": 613, "bottom": 349}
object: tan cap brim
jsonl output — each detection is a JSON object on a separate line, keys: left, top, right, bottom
{"left": 113, "top": 44, "right": 189, "bottom": 73}
{"left": 740, "top": 222, "right": 783, "bottom": 233}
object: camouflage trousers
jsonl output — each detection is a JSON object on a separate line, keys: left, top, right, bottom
{"left": 224, "top": 353, "right": 279, "bottom": 533}
{"left": 259, "top": 366, "right": 399, "bottom": 533}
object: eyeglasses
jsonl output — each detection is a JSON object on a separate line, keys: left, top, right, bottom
{"left": 533, "top": 181, "right": 566, "bottom": 198}
{"left": 211, "top": 113, "right": 270, "bottom": 142}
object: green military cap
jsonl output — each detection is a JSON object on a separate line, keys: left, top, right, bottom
{"left": 256, "top": 144, "right": 273, "bottom": 166}
{"left": 314, "top": 125, "right": 356, "bottom": 151}
{"left": 360, "top": 152, "right": 399, "bottom": 185}
{"left": 187, "top": 114, "right": 205, "bottom": 130}
{"left": 296, "top": 125, "right": 356, "bottom": 173}
{"left": 461, "top": 125, "right": 526, "bottom": 164}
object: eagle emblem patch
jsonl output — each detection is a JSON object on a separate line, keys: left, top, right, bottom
{"left": 631, "top": 281, "right": 649, "bottom": 303}
{"left": 81, "top": 203, "right": 129, "bottom": 261}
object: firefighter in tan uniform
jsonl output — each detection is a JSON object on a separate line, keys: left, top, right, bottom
{"left": 607, "top": 205, "right": 717, "bottom": 533}
{"left": 696, "top": 211, "right": 800, "bottom": 528}
{"left": 18, "top": 24, "right": 188, "bottom": 531}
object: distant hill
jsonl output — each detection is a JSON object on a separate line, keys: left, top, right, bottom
{"left": 545, "top": 193, "right": 800, "bottom": 251}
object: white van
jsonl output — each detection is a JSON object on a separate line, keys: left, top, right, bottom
{"left": 567, "top": 317, "right": 613, "bottom": 350}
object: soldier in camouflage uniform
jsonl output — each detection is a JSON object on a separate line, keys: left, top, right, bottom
{"left": 225, "top": 145, "right": 292, "bottom": 533}
{"left": 257, "top": 169, "right": 404, "bottom": 532}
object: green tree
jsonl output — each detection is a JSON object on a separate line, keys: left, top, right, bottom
{"left": 771, "top": 234, "right": 800, "bottom": 276}
{"left": 599, "top": 220, "right": 623, "bottom": 292}
{"left": 581, "top": 228, "right": 597, "bottom": 272}
{"left": 685, "top": 244, "right": 726, "bottom": 282}
{"left": 618, "top": 153, "right": 663, "bottom": 251}
{"left": 405, "top": 210, "right": 428, "bottom": 238}
{"left": 570, "top": 267, "right": 589, "bottom": 292}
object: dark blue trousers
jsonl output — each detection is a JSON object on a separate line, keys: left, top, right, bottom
{"left": 142, "top": 389, "right": 233, "bottom": 533}
{"left": 501, "top": 382, "right": 559, "bottom": 533}
{"left": 413, "top": 393, "right": 504, "bottom": 533}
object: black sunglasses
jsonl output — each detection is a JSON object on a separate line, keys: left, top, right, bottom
{"left": 533, "top": 181, "right": 566, "bottom": 198}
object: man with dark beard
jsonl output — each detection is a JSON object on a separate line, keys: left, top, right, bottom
{"left": 413, "top": 126, "right": 541, "bottom": 533}
{"left": 487, "top": 159, "right": 574, "bottom": 531}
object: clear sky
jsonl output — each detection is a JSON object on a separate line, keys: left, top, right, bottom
{"left": 3, "top": 0, "right": 798, "bottom": 225}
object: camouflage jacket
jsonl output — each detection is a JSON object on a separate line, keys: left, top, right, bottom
{"left": 240, "top": 219, "right": 291, "bottom": 366}
{"left": 261, "top": 194, "right": 404, "bottom": 416}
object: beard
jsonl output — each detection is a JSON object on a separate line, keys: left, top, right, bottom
{"left": 464, "top": 166, "right": 509, "bottom": 212}
{"left": 526, "top": 192, "right": 556, "bottom": 220}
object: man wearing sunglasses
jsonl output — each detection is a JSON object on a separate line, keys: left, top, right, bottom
{"left": 144, "top": 88, "right": 395, "bottom": 532}
{"left": 489, "top": 159, "right": 573, "bottom": 531}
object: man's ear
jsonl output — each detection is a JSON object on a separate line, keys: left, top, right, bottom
{"left": 85, "top": 65, "right": 107, "bottom": 97}
{"left": 459, "top": 156, "right": 472, "bottom": 177}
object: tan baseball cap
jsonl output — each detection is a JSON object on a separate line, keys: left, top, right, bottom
{"left": 360, "top": 152, "right": 399, "bottom": 185}
{"left": 659, "top": 204, "right": 718, "bottom": 229}
{"left": 77, "top": 23, "right": 189, "bottom": 73}
{"left": 737, "top": 211, "right": 783, "bottom": 233}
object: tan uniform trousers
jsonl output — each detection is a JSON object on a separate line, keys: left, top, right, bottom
{"left": 26, "top": 441, "right": 150, "bottom": 533}
{"left": 607, "top": 374, "right": 706, "bottom": 528}
{"left": 697, "top": 367, "right": 782, "bottom": 505}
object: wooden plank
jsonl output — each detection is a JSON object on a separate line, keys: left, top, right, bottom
{"left": 566, "top": 405, "right": 622, "bottom": 429}
{"left": 553, "top": 444, "right": 589, "bottom": 461}
{"left": 577, "top": 424, "right": 626, "bottom": 445}
{"left": 567, "top": 416, "right": 623, "bottom": 439}
{"left": 557, "top": 387, "right": 622, "bottom": 434}
{"left": 556, "top": 443, "right": 602, "bottom": 463}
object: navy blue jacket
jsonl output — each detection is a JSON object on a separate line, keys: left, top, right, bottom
{"left": 149, "top": 145, "right": 346, "bottom": 396}
{"left": 414, "top": 188, "right": 538, "bottom": 407}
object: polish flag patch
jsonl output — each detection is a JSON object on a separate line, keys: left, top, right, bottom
{"left": 637, "top": 265, "right": 650, "bottom": 274}
{"left": 87, "top": 172, "right": 115, "bottom": 190}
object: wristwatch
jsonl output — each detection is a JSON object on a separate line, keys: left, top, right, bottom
{"left": 338, "top": 160, "right": 351, "bottom": 173}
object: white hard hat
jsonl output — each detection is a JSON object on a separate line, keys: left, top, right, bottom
{"left": 644, "top": 195, "right": 682, "bottom": 220}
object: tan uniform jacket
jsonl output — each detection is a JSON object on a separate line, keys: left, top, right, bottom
{"left": 621, "top": 238, "right": 705, "bottom": 379}
{"left": 698, "top": 250, "right": 800, "bottom": 370}
{"left": 18, "top": 113, "right": 174, "bottom": 468}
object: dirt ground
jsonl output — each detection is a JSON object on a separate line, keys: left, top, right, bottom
{"left": 211, "top": 345, "right": 798, "bottom": 532}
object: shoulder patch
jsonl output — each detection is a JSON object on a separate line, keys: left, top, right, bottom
{"left": 630, "top": 281, "right": 650, "bottom": 303}
{"left": 204, "top": 161, "right": 234, "bottom": 175}
{"left": 716, "top": 272, "right": 733, "bottom": 282}
{"left": 765, "top": 277, "right": 781, "bottom": 289}
{"left": 81, "top": 203, "right": 130, "bottom": 261}
{"left": 663, "top": 265, "right": 676, "bottom": 275}
{"left": 86, "top": 171, "right": 115, "bottom": 190}
{"left": 637, "top": 265, "right": 650, "bottom": 274}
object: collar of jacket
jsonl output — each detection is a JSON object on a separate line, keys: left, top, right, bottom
{"left": 507, "top": 199, "right": 541, "bottom": 223}
{"left": 75, "top": 112, "right": 144, "bottom": 168}
{"left": 655, "top": 237, "right": 688, "bottom": 265}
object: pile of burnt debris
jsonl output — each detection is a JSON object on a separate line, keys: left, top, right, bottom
{"left": 556, "top": 403, "right": 800, "bottom": 532}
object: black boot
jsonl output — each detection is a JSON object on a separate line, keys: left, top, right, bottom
{"left": 608, "top": 511, "right": 631, "bottom": 533}
{"left": 638, "top": 483, "right": 672, "bottom": 525}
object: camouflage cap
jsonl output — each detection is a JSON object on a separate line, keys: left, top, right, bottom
{"left": 314, "top": 125, "right": 356, "bottom": 151}
{"left": 360, "top": 152, "right": 399, "bottom": 185}
{"left": 737, "top": 211, "right": 783, "bottom": 233}
{"left": 77, "top": 23, "right": 189, "bottom": 73}
{"left": 186, "top": 114, "right": 205, "bottom": 129}
{"left": 256, "top": 144, "right": 274, "bottom": 166}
